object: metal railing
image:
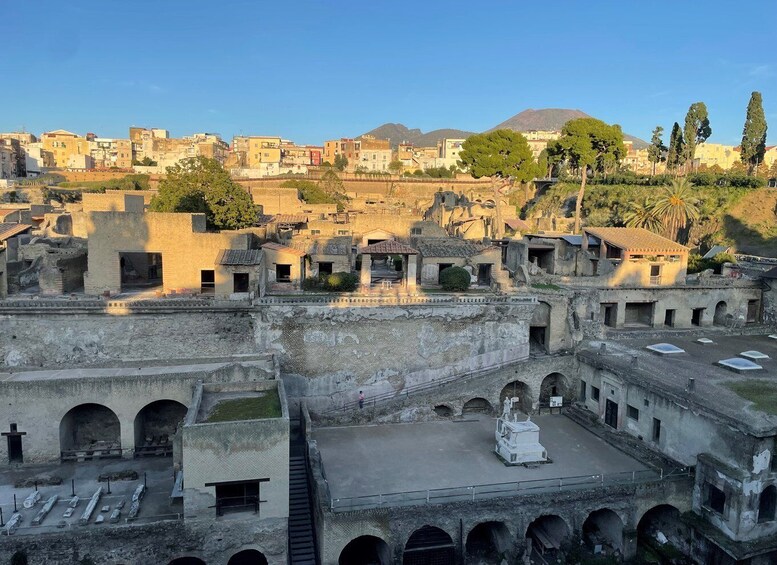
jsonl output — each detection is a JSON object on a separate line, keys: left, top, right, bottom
{"left": 329, "top": 467, "right": 690, "bottom": 512}
{"left": 256, "top": 294, "right": 537, "bottom": 306}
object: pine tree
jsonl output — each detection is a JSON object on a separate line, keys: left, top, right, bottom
{"left": 683, "top": 102, "right": 711, "bottom": 172}
{"left": 647, "top": 126, "right": 667, "bottom": 176}
{"left": 666, "top": 122, "right": 686, "bottom": 173}
{"left": 740, "top": 91, "right": 768, "bottom": 175}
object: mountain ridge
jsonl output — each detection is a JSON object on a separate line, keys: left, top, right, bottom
{"left": 360, "top": 108, "right": 648, "bottom": 149}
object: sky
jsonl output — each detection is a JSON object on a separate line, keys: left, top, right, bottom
{"left": 1, "top": 1, "right": 775, "bottom": 146}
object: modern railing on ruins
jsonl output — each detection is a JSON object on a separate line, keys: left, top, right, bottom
{"left": 329, "top": 467, "right": 691, "bottom": 512}
{"left": 255, "top": 294, "right": 538, "bottom": 306}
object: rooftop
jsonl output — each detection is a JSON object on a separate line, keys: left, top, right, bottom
{"left": 579, "top": 334, "right": 777, "bottom": 435}
{"left": 415, "top": 238, "right": 492, "bottom": 258}
{"left": 315, "top": 414, "right": 649, "bottom": 503}
{"left": 0, "top": 223, "right": 32, "bottom": 242}
{"left": 196, "top": 389, "right": 282, "bottom": 423}
{"left": 216, "top": 248, "right": 262, "bottom": 266}
{"left": 260, "top": 242, "right": 307, "bottom": 257}
{"left": 360, "top": 240, "right": 418, "bottom": 255}
{"left": 584, "top": 227, "right": 688, "bottom": 254}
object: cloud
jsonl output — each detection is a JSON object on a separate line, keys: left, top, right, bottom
{"left": 748, "top": 64, "right": 772, "bottom": 77}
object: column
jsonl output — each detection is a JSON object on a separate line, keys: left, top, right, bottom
{"left": 406, "top": 255, "right": 417, "bottom": 292}
{"left": 360, "top": 253, "right": 371, "bottom": 291}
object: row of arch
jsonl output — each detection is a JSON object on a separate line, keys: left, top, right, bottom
{"left": 338, "top": 505, "right": 684, "bottom": 564}
{"left": 59, "top": 399, "right": 188, "bottom": 455}
{"left": 169, "top": 549, "right": 267, "bottom": 565}
{"left": 434, "top": 374, "right": 570, "bottom": 417}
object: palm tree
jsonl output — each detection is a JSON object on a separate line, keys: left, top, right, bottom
{"left": 651, "top": 178, "right": 699, "bottom": 242}
{"left": 623, "top": 197, "right": 663, "bottom": 233}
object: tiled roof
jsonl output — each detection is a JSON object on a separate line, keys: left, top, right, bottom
{"left": 216, "top": 249, "right": 262, "bottom": 266}
{"left": 584, "top": 227, "right": 688, "bottom": 253}
{"left": 415, "top": 239, "right": 491, "bottom": 258}
{"left": 271, "top": 214, "right": 308, "bottom": 224}
{"left": 0, "top": 209, "right": 22, "bottom": 219}
{"left": 504, "top": 218, "right": 531, "bottom": 232}
{"left": 261, "top": 242, "right": 307, "bottom": 257}
{"left": 360, "top": 240, "right": 418, "bottom": 255}
{"left": 0, "top": 223, "right": 32, "bottom": 241}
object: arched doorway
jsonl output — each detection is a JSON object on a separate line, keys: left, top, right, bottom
{"left": 539, "top": 373, "right": 568, "bottom": 405}
{"left": 227, "top": 549, "right": 268, "bottom": 565}
{"left": 714, "top": 301, "right": 728, "bottom": 325}
{"left": 168, "top": 558, "right": 206, "bottom": 565}
{"left": 637, "top": 505, "right": 689, "bottom": 560}
{"left": 339, "top": 535, "right": 391, "bottom": 565}
{"left": 499, "top": 381, "right": 531, "bottom": 413}
{"left": 466, "top": 521, "right": 510, "bottom": 563}
{"left": 758, "top": 485, "right": 776, "bottom": 523}
{"left": 433, "top": 405, "right": 453, "bottom": 418}
{"left": 134, "top": 399, "right": 188, "bottom": 457}
{"left": 526, "top": 515, "right": 569, "bottom": 561}
{"left": 59, "top": 403, "right": 121, "bottom": 460}
{"left": 403, "top": 525, "right": 454, "bottom": 565}
{"left": 462, "top": 398, "right": 492, "bottom": 415}
{"left": 582, "top": 508, "right": 624, "bottom": 556}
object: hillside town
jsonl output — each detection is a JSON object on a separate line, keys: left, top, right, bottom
{"left": 2, "top": 2, "right": 777, "bottom": 565}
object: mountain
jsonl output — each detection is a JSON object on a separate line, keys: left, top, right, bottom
{"left": 489, "top": 108, "right": 649, "bottom": 149}
{"left": 359, "top": 123, "right": 475, "bottom": 149}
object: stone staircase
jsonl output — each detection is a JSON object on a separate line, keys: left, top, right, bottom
{"left": 288, "top": 435, "right": 317, "bottom": 564}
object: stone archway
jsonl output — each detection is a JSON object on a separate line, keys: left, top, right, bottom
{"left": 525, "top": 515, "right": 569, "bottom": 561}
{"left": 168, "top": 558, "right": 206, "bottom": 565}
{"left": 466, "top": 521, "right": 510, "bottom": 563}
{"left": 339, "top": 535, "right": 391, "bottom": 565}
{"left": 403, "top": 525, "right": 454, "bottom": 565}
{"left": 499, "top": 381, "right": 532, "bottom": 413}
{"left": 539, "top": 373, "right": 569, "bottom": 405}
{"left": 59, "top": 403, "right": 121, "bottom": 460}
{"left": 462, "top": 397, "right": 492, "bottom": 415}
{"left": 582, "top": 508, "right": 625, "bottom": 556}
{"left": 714, "top": 301, "right": 728, "bottom": 325}
{"left": 227, "top": 549, "right": 268, "bottom": 565}
{"left": 637, "top": 504, "right": 689, "bottom": 558}
{"left": 133, "top": 399, "right": 188, "bottom": 457}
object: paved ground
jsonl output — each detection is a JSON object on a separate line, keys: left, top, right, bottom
{"left": 0, "top": 457, "right": 179, "bottom": 535}
{"left": 315, "top": 414, "right": 648, "bottom": 499}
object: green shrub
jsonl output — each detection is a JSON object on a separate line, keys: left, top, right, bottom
{"left": 324, "top": 271, "right": 358, "bottom": 292}
{"left": 439, "top": 266, "right": 471, "bottom": 291}
{"left": 687, "top": 252, "right": 736, "bottom": 274}
{"left": 301, "top": 276, "right": 322, "bottom": 291}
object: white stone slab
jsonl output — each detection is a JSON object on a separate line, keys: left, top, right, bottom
{"left": 741, "top": 350, "right": 770, "bottom": 360}
{"left": 646, "top": 343, "right": 685, "bottom": 355}
{"left": 697, "top": 338, "right": 714, "bottom": 344}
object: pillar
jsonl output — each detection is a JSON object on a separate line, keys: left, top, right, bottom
{"left": 406, "top": 255, "right": 417, "bottom": 292}
{"left": 360, "top": 253, "right": 372, "bottom": 291}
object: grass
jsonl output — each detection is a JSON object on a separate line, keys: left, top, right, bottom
{"left": 206, "top": 393, "right": 282, "bottom": 422}
{"left": 725, "top": 380, "right": 777, "bottom": 415}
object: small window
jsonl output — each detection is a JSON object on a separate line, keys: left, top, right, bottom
{"left": 644, "top": 398, "right": 650, "bottom": 407}
{"left": 310, "top": 229, "right": 321, "bottom": 235}
{"left": 591, "top": 386, "right": 600, "bottom": 401}
{"left": 580, "top": 380, "right": 587, "bottom": 401}
{"left": 706, "top": 483, "right": 726, "bottom": 514}
{"left": 758, "top": 485, "right": 776, "bottom": 523}
{"left": 410, "top": 227, "right": 422, "bottom": 235}
{"left": 233, "top": 272, "right": 249, "bottom": 293}
{"left": 200, "top": 270, "right": 215, "bottom": 294}
{"left": 276, "top": 264, "right": 292, "bottom": 282}
{"left": 318, "top": 262, "right": 333, "bottom": 275}
{"left": 337, "top": 230, "right": 349, "bottom": 236}
{"left": 627, "top": 405, "right": 639, "bottom": 420}
{"left": 652, "top": 417, "right": 661, "bottom": 442}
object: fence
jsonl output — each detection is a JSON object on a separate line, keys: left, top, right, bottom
{"left": 256, "top": 294, "right": 537, "bottom": 306}
{"left": 329, "top": 467, "right": 690, "bottom": 512}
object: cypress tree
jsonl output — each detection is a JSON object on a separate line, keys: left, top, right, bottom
{"left": 666, "top": 122, "right": 685, "bottom": 173}
{"left": 683, "top": 102, "right": 711, "bottom": 171}
{"left": 740, "top": 91, "right": 768, "bottom": 175}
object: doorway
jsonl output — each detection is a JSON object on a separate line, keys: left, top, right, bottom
{"left": 664, "top": 309, "right": 675, "bottom": 327}
{"left": 477, "top": 264, "right": 492, "bottom": 285}
{"left": 601, "top": 303, "right": 616, "bottom": 327}
{"left": 233, "top": 272, "right": 249, "bottom": 293}
{"left": 691, "top": 308, "right": 704, "bottom": 326}
{"left": 4, "top": 424, "right": 24, "bottom": 463}
{"left": 605, "top": 399, "right": 618, "bottom": 429}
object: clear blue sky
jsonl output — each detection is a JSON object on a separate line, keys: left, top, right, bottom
{"left": 2, "top": 1, "right": 775, "bottom": 146}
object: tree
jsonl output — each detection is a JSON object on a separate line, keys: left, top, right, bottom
{"left": 150, "top": 157, "right": 256, "bottom": 230}
{"left": 333, "top": 154, "right": 348, "bottom": 172}
{"left": 647, "top": 126, "right": 667, "bottom": 176}
{"left": 547, "top": 118, "right": 625, "bottom": 233}
{"left": 388, "top": 160, "right": 403, "bottom": 174}
{"left": 439, "top": 266, "right": 471, "bottom": 291}
{"left": 319, "top": 169, "right": 349, "bottom": 212}
{"left": 741, "top": 91, "right": 768, "bottom": 175}
{"left": 651, "top": 178, "right": 699, "bottom": 242}
{"left": 683, "top": 102, "right": 712, "bottom": 172}
{"left": 666, "top": 122, "right": 686, "bottom": 173}
{"left": 623, "top": 198, "right": 662, "bottom": 232}
{"left": 458, "top": 129, "right": 539, "bottom": 238}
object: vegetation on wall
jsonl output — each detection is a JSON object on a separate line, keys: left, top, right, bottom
{"left": 58, "top": 174, "right": 151, "bottom": 191}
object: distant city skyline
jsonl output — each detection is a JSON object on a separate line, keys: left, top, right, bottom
{"left": 2, "top": 0, "right": 775, "bottom": 146}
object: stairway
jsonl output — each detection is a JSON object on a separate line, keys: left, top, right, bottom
{"left": 288, "top": 436, "right": 317, "bottom": 564}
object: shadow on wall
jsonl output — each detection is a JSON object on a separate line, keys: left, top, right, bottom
{"left": 722, "top": 213, "right": 777, "bottom": 257}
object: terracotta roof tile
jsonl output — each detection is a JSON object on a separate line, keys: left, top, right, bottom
{"left": 583, "top": 227, "right": 688, "bottom": 254}
{"left": 0, "top": 223, "right": 32, "bottom": 241}
{"left": 216, "top": 249, "right": 262, "bottom": 266}
{"left": 261, "top": 242, "right": 307, "bottom": 257}
{"left": 360, "top": 240, "right": 418, "bottom": 255}
{"left": 415, "top": 238, "right": 491, "bottom": 258}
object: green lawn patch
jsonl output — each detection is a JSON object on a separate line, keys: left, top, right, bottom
{"left": 206, "top": 393, "right": 281, "bottom": 422}
{"left": 725, "top": 380, "right": 777, "bottom": 415}
{"left": 531, "top": 283, "right": 562, "bottom": 291}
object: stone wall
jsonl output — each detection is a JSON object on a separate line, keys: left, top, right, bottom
{"left": 254, "top": 299, "right": 537, "bottom": 413}
{"left": 0, "top": 308, "right": 256, "bottom": 368}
